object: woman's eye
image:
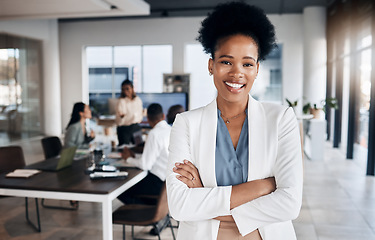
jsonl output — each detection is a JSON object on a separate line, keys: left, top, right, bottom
{"left": 243, "top": 63, "right": 254, "bottom": 67}
{"left": 220, "top": 61, "right": 231, "bottom": 65}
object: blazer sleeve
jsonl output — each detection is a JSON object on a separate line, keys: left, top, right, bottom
{"left": 166, "top": 113, "right": 232, "bottom": 222}
{"left": 64, "top": 124, "right": 80, "bottom": 148}
{"left": 231, "top": 107, "right": 303, "bottom": 236}
{"left": 115, "top": 99, "right": 124, "bottom": 126}
{"left": 134, "top": 97, "right": 144, "bottom": 123}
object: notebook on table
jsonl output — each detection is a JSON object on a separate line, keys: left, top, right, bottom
{"left": 32, "top": 146, "right": 77, "bottom": 171}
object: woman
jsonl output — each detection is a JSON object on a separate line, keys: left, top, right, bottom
{"left": 166, "top": 2, "right": 303, "bottom": 240}
{"left": 65, "top": 102, "right": 95, "bottom": 149}
{"left": 115, "top": 79, "right": 143, "bottom": 146}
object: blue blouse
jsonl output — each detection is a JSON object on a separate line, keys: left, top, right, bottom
{"left": 215, "top": 109, "right": 249, "bottom": 186}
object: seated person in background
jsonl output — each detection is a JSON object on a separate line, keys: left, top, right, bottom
{"left": 166, "top": 104, "right": 185, "bottom": 125}
{"left": 64, "top": 102, "right": 95, "bottom": 149}
{"left": 116, "top": 79, "right": 143, "bottom": 146}
{"left": 118, "top": 103, "right": 171, "bottom": 205}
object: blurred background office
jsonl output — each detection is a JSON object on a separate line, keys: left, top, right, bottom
{"left": 0, "top": 1, "right": 375, "bottom": 239}
{"left": 1, "top": 0, "right": 373, "bottom": 173}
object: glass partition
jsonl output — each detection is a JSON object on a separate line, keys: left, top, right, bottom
{"left": 87, "top": 45, "right": 172, "bottom": 116}
{"left": 0, "top": 34, "right": 42, "bottom": 144}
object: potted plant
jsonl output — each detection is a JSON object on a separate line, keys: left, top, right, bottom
{"left": 322, "top": 98, "right": 339, "bottom": 111}
{"left": 285, "top": 98, "right": 298, "bottom": 109}
{"left": 303, "top": 98, "right": 338, "bottom": 119}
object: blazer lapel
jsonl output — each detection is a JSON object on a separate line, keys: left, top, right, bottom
{"left": 247, "top": 95, "right": 267, "bottom": 180}
{"left": 198, "top": 99, "right": 218, "bottom": 187}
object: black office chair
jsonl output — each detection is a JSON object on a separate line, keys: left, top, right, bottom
{"left": 113, "top": 183, "right": 176, "bottom": 240}
{"left": 40, "top": 136, "right": 79, "bottom": 210}
{"left": 41, "top": 136, "right": 62, "bottom": 159}
{"left": 0, "top": 146, "right": 41, "bottom": 232}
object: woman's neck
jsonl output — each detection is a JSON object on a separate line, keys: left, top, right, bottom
{"left": 80, "top": 118, "right": 86, "bottom": 133}
{"left": 80, "top": 118, "right": 86, "bottom": 125}
{"left": 217, "top": 96, "right": 248, "bottom": 117}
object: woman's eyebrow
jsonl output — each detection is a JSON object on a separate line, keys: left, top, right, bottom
{"left": 243, "top": 56, "right": 257, "bottom": 61}
{"left": 218, "top": 55, "right": 257, "bottom": 61}
{"left": 218, "top": 54, "right": 233, "bottom": 59}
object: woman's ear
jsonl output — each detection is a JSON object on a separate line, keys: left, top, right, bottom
{"left": 208, "top": 58, "right": 213, "bottom": 75}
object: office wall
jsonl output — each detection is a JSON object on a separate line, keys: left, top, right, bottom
{"left": 59, "top": 14, "right": 304, "bottom": 128}
{"left": 269, "top": 14, "right": 304, "bottom": 114}
{"left": 0, "top": 19, "right": 62, "bottom": 136}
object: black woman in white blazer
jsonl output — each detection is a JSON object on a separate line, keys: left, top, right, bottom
{"left": 166, "top": 2, "right": 303, "bottom": 240}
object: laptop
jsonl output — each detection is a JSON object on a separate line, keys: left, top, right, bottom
{"left": 33, "top": 146, "right": 77, "bottom": 171}
{"left": 132, "top": 130, "right": 144, "bottom": 146}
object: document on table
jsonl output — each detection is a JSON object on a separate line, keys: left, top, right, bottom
{"left": 106, "top": 152, "right": 122, "bottom": 159}
{"left": 6, "top": 169, "right": 41, "bottom": 178}
{"left": 110, "top": 159, "right": 138, "bottom": 168}
{"left": 74, "top": 149, "right": 91, "bottom": 160}
{"left": 89, "top": 171, "right": 128, "bottom": 179}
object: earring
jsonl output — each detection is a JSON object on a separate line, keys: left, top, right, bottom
{"left": 209, "top": 72, "right": 212, "bottom": 76}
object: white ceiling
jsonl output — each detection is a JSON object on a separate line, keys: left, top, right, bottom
{"left": 0, "top": 0, "right": 150, "bottom": 20}
{"left": 144, "top": 0, "right": 329, "bottom": 16}
{"left": 0, "top": 0, "right": 331, "bottom": 21}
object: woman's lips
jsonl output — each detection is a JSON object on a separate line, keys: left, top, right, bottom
{"left": 224, "top": 81, "right": 245, "bottom": 93}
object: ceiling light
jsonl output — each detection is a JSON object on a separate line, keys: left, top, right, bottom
{"left": 91, "top": 0, "right": 113, "bottom": 10}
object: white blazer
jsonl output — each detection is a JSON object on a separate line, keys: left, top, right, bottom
{"left": 166, "top": 95, "right": 303, "bottom": 240}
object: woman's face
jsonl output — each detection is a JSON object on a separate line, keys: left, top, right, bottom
{"left": 80, "top": 104, "right": 92, "bottom": 120}
{"left": 122, "top": 84, "right": 134, "bottom": 98}
{"left": 209, "top": 34, "right": 259, "bottom": 105}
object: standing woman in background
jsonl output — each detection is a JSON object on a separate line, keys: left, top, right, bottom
{"left": 65, "top": 102, "right": 95, "bottom": 149}
{"left": 116, "top": 79, "right": 143, "bottom": 145}
{"left": 166, "top": 2, "right": 303, "bottom": 240}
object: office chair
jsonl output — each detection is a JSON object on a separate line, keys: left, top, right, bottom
{"left": 113, "top": 183, "right": 176, "bottom": 240}
{"left": 0, "top": 146, "right": 41, "bottom": 232}
{"left": 41, "top": 136, "right": 62, "bottom": 159}
{"left": 40, "top": 136, "right": 79, "bottom": 210}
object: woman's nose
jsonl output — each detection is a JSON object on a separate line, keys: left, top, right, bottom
{"left": 229, "top": 65, "right": 244, "bottom": 79}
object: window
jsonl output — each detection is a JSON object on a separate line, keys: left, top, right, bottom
{"left": 87, "top": 45, "right": 172, "bottom": 115}
{"left": 251, "top": 45, "right": 283, "bottom": 104}
{"left": 185, "top": 44, "right": 215, "bottom": 110}
{"left": 327, "top": 0, "right": 375, "bottom": 175}
{"left": 0, "top": 34, "right": 42, "bottom": 144}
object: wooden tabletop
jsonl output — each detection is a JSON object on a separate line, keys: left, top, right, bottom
{"left": 0, "top": 159, "right": 143, "bottom": 195}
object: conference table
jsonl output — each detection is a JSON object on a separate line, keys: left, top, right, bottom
{"left": 0, "top": 159, "right": 147, "bottom": 240}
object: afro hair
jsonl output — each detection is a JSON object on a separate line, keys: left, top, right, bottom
{"left": 197, "top": 1, "right": 277, "bottom": 61}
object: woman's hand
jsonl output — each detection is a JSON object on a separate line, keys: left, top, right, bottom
{"left": 90, "top": 130, "right": 95, "bottom": 138}
{"left": 122, "top": 147, "right": 135, "bottom": 160}
{"left": 173, "top": 160, "right": 203, "bottom": 188}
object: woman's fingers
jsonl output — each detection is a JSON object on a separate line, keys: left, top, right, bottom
{"left": 174, "top": 162, "right": 195, "bottom": 180}
{"left": 173, "top": 160, "right": 203, "bottom": 188}
{"left": 175, "top": 175, "right": 193, "bottom": 188}
{"left": 173, "top": 166, "right": 194, "bottom": 180}
{"left": 183, "top": 160, "right": 200, "bottom": 177}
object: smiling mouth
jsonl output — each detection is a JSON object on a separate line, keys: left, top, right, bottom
{"left": 225, "top": 81, "right": 245, "bottom": 89}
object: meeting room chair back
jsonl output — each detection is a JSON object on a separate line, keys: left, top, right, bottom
{"left": 0, "top": 145, "right": 41, "bottom": 232}
{"left": 0, "top": 145, "right": 25, "bottom": 173}
{"left": 41, "top": 136, "right": 62, "bottom": 159}
{"left": 113, "top": 183, "right": 175, "bottom": 240}
{"left": 153, "top": 184, "right": 170, "bottom": 223}
{"left": 40, "top": 136, "right": 79, "bottom": 211}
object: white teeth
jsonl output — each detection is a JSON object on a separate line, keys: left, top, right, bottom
{"left": 225, "top": 82, "right": 244, "bottom": 89}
